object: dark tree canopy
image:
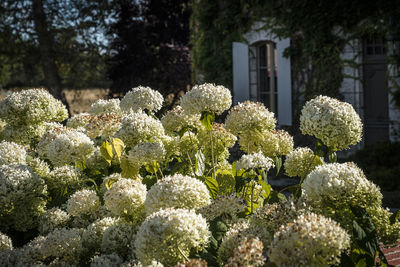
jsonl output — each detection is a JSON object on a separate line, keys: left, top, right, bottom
{"left": 0, "top": 0, "right": 112, "bottom": 104}
{"left": 107, "top": 0, "right": 191, "bottom": 105}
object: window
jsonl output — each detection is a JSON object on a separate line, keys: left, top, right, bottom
{"left": 251, "top": 42, "right": 278, "bottom": 114}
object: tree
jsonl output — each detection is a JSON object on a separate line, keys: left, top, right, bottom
{"left": 0, "top": 0, "right": 113, "bottom": 105}
{"left": 107, "top": 0, "right": 191, "bottom": 107}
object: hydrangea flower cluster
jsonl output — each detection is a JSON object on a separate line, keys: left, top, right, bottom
{"left": 90, "top": 99, "right": 122, "bottom": 115}
{"left": 38, "top": 208, "right": 70, "bottom": 235}
{"left": 0, "top": 164, "right": 47, "bottom": 231}
{"left": 225, "top": 101, "right": 276, "bottom": 135}
{"left": 302, "top": 162, "right": 382, "bottom": 209}
{"left": 0, "top": 89, "right": 68, "bottom": 145}
{"left": 127, "top": 142, "right": 166, "bottom": 174}
{"left": 120, "top": 86, "right": 164, "bottom": 113}
{"left": 104, "top": 178, "right": 147, "bottom": 221}
{"left": 145, "top": 174, "right": 211, "bottom": 215}
{"left": 161, "top": 105, "right": 200, "bottom": 134}
{"left": 198, "top": 195, "right": 245, "bottom": 224}
{"left": 67, "top": 113, "right": 122, "bottom": 140}
{"left": 0, "top": 232, "right": 12, "bottom": 252}
{"left": 225, "top": 237, "right": 265, "bottom": 267}
{"left": 135, "top": 208, "right": 210, "bottom": 266}
{"left": 116, "top": 111, "right": 165, "bottom": 148}
{"left": 0, "top": 141, "right": 26, "bottom": 165}
{"left": 100, "top": 220, "right": 138, "bottom": 258}
{"left": 300, "top": 95, "right": 363, "bottom": 150}
{"left": 268, "top": 213, "right": 350, "bottom": 267}
{"left": 37, "top": 125, "right": 95, "bottom": 166}
{"left": 180, "top": 83, "right": 232, "bottom": 115}
{"left": 284, "top": 147, "right": 324, "bottom": 178}
{"left": 67, "top": 189, "right": 100, "bottom": 217}
{"left": 236, "top": 151, "right": 274, "bottom": 171}
{"left": 198, "top": 123, "right": 237, "bottom": 162}
{"left": 0, "top": 88, "right": 68, "bottom": 125}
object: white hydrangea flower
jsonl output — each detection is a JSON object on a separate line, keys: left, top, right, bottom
{"left": 38, "top": 208, "right": 70, "bottom": 235}
{"left": 0, "top": 88, "right": 68, "bottom": 125}
{"left": 300, "top": 95, "right": 363, "bottom": 150}
{"left": 268, "top": 213, "right": 350, "bottom": 267}
{"left": 91, "top": 253, "right": 124, "bottom": 267}
{"left": 236, "top": 151, "right": 274, "bottom": 171}
{"left": 218, "top": 220, "right": 250, "bottom": 263}
{"left": 122, "top": 260, "right": 164, "bottom": 267}
{"left": 104, "top": 178, "right": 147, "bottom": 221}
{"left": 127, "top": 142, "right": 166, "bottom": 174}
{"left": 225, "top": 101, "right": 276, "bottom": 135}
{"left": 28, "top": 157, "right": 51, "bottom": 178}
{"left": 0, "top": 141, "right": 26, "bottom": 165}
{"left": 180, "top": 83, "right": 232, "bottom": 115}
{"left": 120, "top": 86, "right": 164, "bottom": 113}
{"left": 37, "top": 125, "right": 95, "bottom": 166}
{"left": 3, "top": 122, "right": 48, "bottom": 145}
{"left": 39, "top": 228, "right": 83, "bottom": 265}
{"left": 135, "top": 208, "right": 210, "bottom": 266}
{"left": 90, "top": 99, "right": 123, "bottom": 115}
{"left": 275, "top": 129, "right": 294, "bottom": 155}
{"left": 198, "top": 195, "right": 245, "bottom": 224}
{"left": 197, "top": 123, "right": 237, "bottom": 163}
{"left": 302, "top": 162, "right": 382, "bottom": 208}
{"left": 115, "top": 111, "right": 165, "bottom": 148}
{"left": 161, "top": 105, "right": 200, "bottom": 134}
{"left": 225, "top": 237, "right": 265, "bottom": 267}
{"left": 145, "top": 174, "right": 211, "bottom": 215}
{"left": 284, "top": 147, "right": 324, "bottom": 178}
{"left": 101, "top": 220, "right": 138, "bottom": 258}
{"left": 45, "top": 165, "right": 83, "bottom": 197}
{"left": 82, "top": 217, "right": 120, "bottom": 252}
{"left": 67, "top": 189, "right": 100, "bottom": 217}
{"left": 0, "top": 164, "right": 47, "bottom": 231}
{"left": 238, "top": 129, "right": 279, "bottom": 157}
{"left": 0, "top": 232, "right": 12, "bottom": 252}
{"left": 302, "top": 162, "right": 384, "bottom": 232}
{"left": 68, "top": 113, "right": 122, "bottom": 140}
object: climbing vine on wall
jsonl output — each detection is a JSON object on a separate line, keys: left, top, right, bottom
{"left": 192, "top": 1, "right": 399, "bottom": 93}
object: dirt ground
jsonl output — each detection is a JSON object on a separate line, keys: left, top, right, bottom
{"left": 64, "top": 88, "right": 110, "bottom": 115}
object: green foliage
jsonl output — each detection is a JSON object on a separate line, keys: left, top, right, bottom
{"left": 190, "top": 0, "right": 253, "bottom": 87}
{"left": 347, "top": 141, "right": 400, "bottom": 191}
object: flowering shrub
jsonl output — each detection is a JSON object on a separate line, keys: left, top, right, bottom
{"left": 0, "top": 87, "right": 398, "bottom": 266}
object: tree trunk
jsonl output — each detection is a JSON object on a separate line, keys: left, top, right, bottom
{"left": 31, "top": 0, "right": 70, "bottom": 112}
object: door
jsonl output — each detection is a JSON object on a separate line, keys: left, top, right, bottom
{"left": 363, "top": 37, "right": 389, "bottom": 145}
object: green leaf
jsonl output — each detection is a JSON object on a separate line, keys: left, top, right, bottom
{"left": 216, "top": 169, "right": 235, "bottom": 194}
{"left": 355, "top": 258, "right": 367, "bottom": 267}
{"left": 200, "top": 111, "right": 215, "bottom": 131}
{"left": 258, "top": 180, "right": 271, "bottom": 199}
{"left": 267, "top": 190, "right": 287, "bottom": 204}
{"left": 314, "top": 139, "right": 324, "bottom": 158}
{"left": 105, "top": 176, "right": 118, "bottom": 189}
{"left": 195, "top": 150, "right": 205, "bottom": 176}
{"left": 145, "top": 160, "right": 160, "bottom": 174}
{"left": 328, "top": 149, "right": 337, "bottom": 163}
{"left": 274, "top": 156, "right": 282, "bottom": 175}
{"left": 111, "top": 138, "right": 125, "bottom": 160}
{"left": 100, "top": 140, "right": 113, "bottom": 165}
{"left": 204, "top": 176, "right": 219, "bottom": 199}
{"left": 120, "top": 157, "right": 139, "bottom": 178}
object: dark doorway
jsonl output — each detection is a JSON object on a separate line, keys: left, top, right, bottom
{"left": 363, "top": 37, "right": 389, "bottom": 145}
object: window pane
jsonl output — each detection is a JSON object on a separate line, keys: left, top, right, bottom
{"left": 259, "top": 69, "right": 269, "bottom": 92}
{"left": 259, "top": 45, "right": 267, "bottom": 67}
{"left": 261, "top": 93, "right": 271, "bottom": 110}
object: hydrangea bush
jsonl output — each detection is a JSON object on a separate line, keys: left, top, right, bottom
{"left": 0, "top": 86, "right": 398, "bottom": 266}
